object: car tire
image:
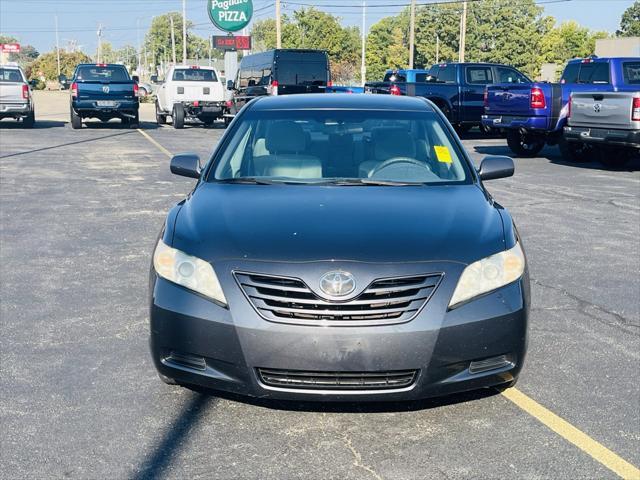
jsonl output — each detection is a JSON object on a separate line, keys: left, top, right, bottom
{"left": 595, "top": 146, "right": 632, "bottom": 168}
{"left": 173, "top": 104, "right": 185, "bottom": 129}
{"left": 480, "top": 123, "right": 498, "bottom": 136}
{"left": 129, "top": 111, "right": 140, "bottom": 129}
{"left": 506, "top": 130, "right": 545, "bottom": 157}
{"left": 155, "top": 101, "right": 166, "bottom": 125}
{"left": 70, "top": 106, "right": 82, "bottom": 129}
{"left": 558, "top": 137, "right": 590, "bottom": 163}
{"left": 23, "top": 109, "right": 35, "bottom": 128}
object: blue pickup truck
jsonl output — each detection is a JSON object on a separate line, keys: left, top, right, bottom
{"left": 70, "top": 63, "right": 139, "bottom": 129}
{"left": 482, "top": 56, "right": 640, "bottom": 157}
{"left": 365, "top": 63, "right": 530, "bottom": 132}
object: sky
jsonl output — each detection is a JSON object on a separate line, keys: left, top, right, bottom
{"left": 0, "top": 0, "right": 634, "bottom": 55}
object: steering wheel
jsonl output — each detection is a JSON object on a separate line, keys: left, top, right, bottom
{"left": 369, "top": 157, "right": 433, "bottom": 178}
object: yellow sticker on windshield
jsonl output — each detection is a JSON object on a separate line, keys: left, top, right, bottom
{"left": 434, "top": 145, "right": 452, "bottom": 163}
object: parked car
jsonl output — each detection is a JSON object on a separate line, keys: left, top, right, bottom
{"left": 0, "top": 64, "right": 35, "bottom": 128}
{"left": 563, "top": 90, "right": 640, "bottom": 167}
{"left": 227, "top": 49, "right": 331, "bottom": 114}
{"left": 138, "top": 81, "right": 154, "bottom": 97}
{"left": 155, "top": 65, "right": 225, "bottom": 129}
{"left": 326, "top": 85, "right": 364, "bottom": 94}
{"left": 149, "top": 93, "right": 529, "bottom": 401}
{"left": 365, "top": 63, "right": 530, "bottom": 133}
{"left": 482, "top": 56, "right": 640, "bottom": 157}
{"left": 69, "top": 63, "right": 139, "bottom": 129}
{"left": 58, "top": 74, "right": 70, "bottom": 90}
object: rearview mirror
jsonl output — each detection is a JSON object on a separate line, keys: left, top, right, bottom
{"left": 132, "top": 75, "right": 140, "bottom": 83}
{"left": 227, "top": 80, "right": 235, "bottom": 91}
{"left": 478, "top": 155, "right": 514, "bottom": 181}
{"left": 170, "top": 153, "right": 201, "bottom": 179}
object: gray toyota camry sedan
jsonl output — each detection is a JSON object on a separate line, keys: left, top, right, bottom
{"left": 149, "top": 94, "right": 529, "bottom": 401}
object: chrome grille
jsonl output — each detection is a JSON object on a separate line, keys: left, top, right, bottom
{"left": 234, "top": 271, "right": 443, "bottom": 326}
{"left": 258, "top": 368, "right": 418, "bottom": 390}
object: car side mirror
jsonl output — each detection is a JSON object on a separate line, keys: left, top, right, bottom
{"left": 478, "top": 155, "right": 514, "bottom": 181}
{"left": 170, "top": 153, "right": 201, "bottom": 179}
{"left": 132, "top": 75, "right": 140, "bottom": 83}
{"left": 227, "top": 80, "right": 235, "bottom": 91}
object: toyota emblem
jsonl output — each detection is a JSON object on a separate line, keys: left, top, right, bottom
{"left": 319, "top": 271, "right": 356, "bottom": 297}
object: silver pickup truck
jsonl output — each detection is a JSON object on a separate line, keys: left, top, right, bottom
{"left": 563, "top": 91, "right": 640, "bottom": 167}
{"left": 0, "top": 64, "right": 35, "bottom": 128}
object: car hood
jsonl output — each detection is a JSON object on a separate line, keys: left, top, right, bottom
{"left": 171, "top": 184, "right": 506, "bottom": 265}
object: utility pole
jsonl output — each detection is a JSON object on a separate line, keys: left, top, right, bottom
{"left": 361, "top": 1, "right": 366, "bottom": 86}
{"left": 436, "top": 34, "right": 440, "bottom": 63}
{"left": 55, "top": 15, "right": 61, "bottom": 77}
{"left": 409, "top": 0, "right": 416, "bottom": 69}
{"left": 96, "top": 24, "right": 103, "bottom": 63}
{"left": 136, "top": 18, "right": 142, "bottom": 75}
{"left": 276, "top": 0, "right": 282, "bottom": 48}
{"left": 458, "top": 0, "right": 467, "bottom": 63}
{"left": 182, "top": 0, "right": 187, "bottom": 64}
{"left": 170, "top": 16, "right": 177, "bottom": 64}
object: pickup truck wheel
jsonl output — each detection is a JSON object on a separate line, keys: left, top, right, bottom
{"left": 595, "top": 146, "right": 631, "bottom": 168}
{"left": 23, "top": 110, "right": 35, "bottom": 128}
{"left": 155, "top": 102, "right": 167, "bottom": 125}
{"left": 70, "top": 107, "right": 82, "bottom": 129}
{"left": 558, "top": 137, "right": 589, "bottom": 163}
{"left": 173, "top": 104, "right": 185, "bottom": 129}
{"left": 129, "top": 112, "right": 140, "bottom": 129}
{"left": 506, "top": 130, "right": 545, "bottom": 157}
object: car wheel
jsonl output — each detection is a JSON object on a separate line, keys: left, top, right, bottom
{"left": 595, "top": 146, "right": 632, "bottom": 168}
{"left": 70, "top": 106, "right": 82, "bottom": 129}
{"left": 480, "top": 123, "right": 498, "bottom": 136}
{"left": 558, "top": 137, "right": 590, "bottom": 163}
{"left": 173, "top": 104, "right": 185, "bottom": 129}
{"left": 506, "top": 130, "right": 545, "bottom": 157}
{"left": 23, "top": 109, "right": 35, "bottom": 128}
{"left": 155, "top": 101, "right": 166, "bottom": 125}
{"left": 129, "top": 111, "right": 140, "bottom": 129}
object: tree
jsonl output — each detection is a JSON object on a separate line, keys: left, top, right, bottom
{"left": 540, "top": 21, "right": 608, "bottom": 69}
{"left": 251, "top": 8, "right": 362, "bottom": 83}
{"left": 366, "top": 16, "right": 409, "bottom": 81}
{"left": 618, "top": 1, "right": 640, "bottom": 37}
{"left": 28, "top": 50, "right": 92, "bottom": 80}
{"left": 144, "top": 12, "right": 217, "bottom": 66}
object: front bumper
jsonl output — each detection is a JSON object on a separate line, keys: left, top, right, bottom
{"left": 482, "top": 114, "right": 549, "bottom": 132}
{"left": 149, "top": 260, "right": 529, "bottom": 401}
{"left": 564, "top": 126, "right": 640, "bottom": 149}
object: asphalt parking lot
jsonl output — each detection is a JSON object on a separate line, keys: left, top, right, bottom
{"left": 1, "top": 91, "right": 639, "bottom": 480}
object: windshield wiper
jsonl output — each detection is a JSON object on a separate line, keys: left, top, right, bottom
{"left": 215, "top": 177, "right": 280, "bottom": 185}
{"left": 324, "top": 178, "right": 425, "bottom": 186}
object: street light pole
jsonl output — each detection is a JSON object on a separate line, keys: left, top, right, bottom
{"left": 361, "top": 1, "right": 366, "bottom": 86}
{"left": 459, "top": 0, "right": 467, "bottom": 63}
{"left": 409, "top": 0, "right": 416, "bottom": 69}
{"left": 276, "top": 0, "right": 282, "bottom": 49}
{"left": 55, "top": 15, "right": 61, "bottom": 77}
{"left": 182, "top": 0, "right": 187, "bottom": 64}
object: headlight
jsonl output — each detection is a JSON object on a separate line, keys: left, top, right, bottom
{"left": 449, "top": 242, "right": 525, "bottom": 308}
{"left": 153, "top": 239, "right": 227, "bottom": 306}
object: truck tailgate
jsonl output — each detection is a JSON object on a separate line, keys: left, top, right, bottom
{"left": 77, "top": 81, "right": 136, "bottom": 100}
{"left": 0, "top": 82, "right": 25, "bottom": 103}
{"left": 173, "top": 82, "right": 224, "bottom": 102}
{"left": 485, "top": 84, "right": 532, "bottom": 114}
{"left": 570, "top": 91, "right": 639, "bottom": 129}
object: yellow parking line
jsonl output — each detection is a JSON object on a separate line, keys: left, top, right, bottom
{"left": 502, "top": 387, "right": 640, "bottom": 479}
{"left": 137, "top": 128, "right": 172, "bottom": 158}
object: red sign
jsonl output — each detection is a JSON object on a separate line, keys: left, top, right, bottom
{"left": 1, "top": 43, "right": 21, "bottom": 54}
{"left": 212, "top": 36, "right": 251, "bottom": 51}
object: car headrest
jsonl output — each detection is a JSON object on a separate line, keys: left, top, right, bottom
{"left": 265, "top": 121, "right": 306, "bottom": 153}
{"left": 373, "top": 129, "right": 416, "bottom": 161}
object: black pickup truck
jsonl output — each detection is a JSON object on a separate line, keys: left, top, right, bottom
{"left": 365, "top": 63, "right": 531, "bottom": 132}
{"left": 70, "top": 63, "right": 139, "bottom": 129}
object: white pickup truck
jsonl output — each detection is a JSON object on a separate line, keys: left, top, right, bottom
{"left": 155, "top": 65, "right": 226, "bottom": 129}
{"left": 0, "top": 64, "right": 35, "bottom": 128}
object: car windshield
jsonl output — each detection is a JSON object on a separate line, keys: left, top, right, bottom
{"left": 76, "top": 65, "right": 130, "bottom": 82}
{"left": 210, "top": 110, "right": 471, "bottom": 185}
{"left": 173, "top": 69, "right": 217, "bottom": 81}
{"left": 0, "top": 68, "right": 24, "bottom": 83}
